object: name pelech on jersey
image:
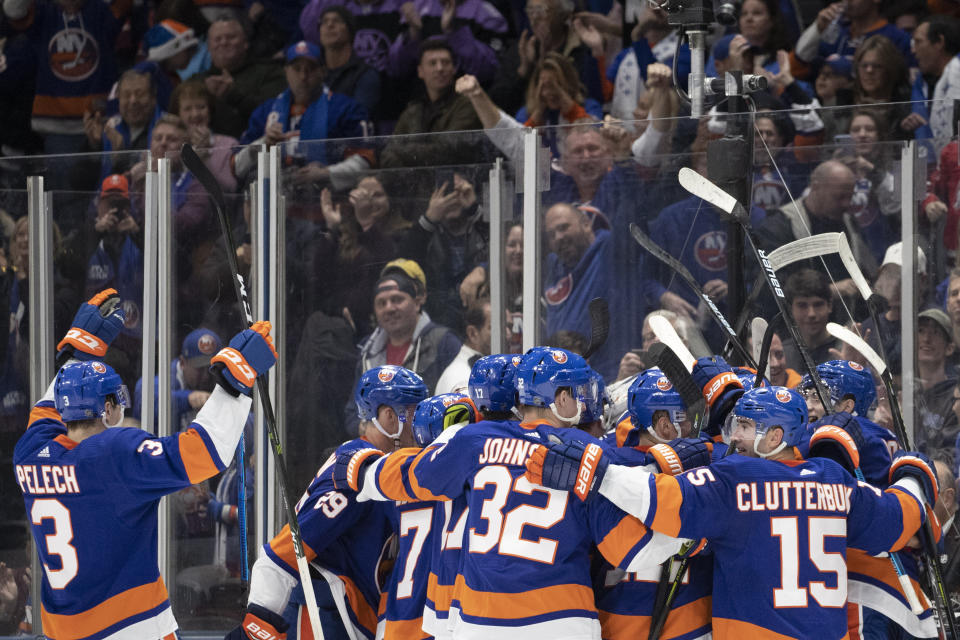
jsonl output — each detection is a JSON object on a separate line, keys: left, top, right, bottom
{"left": 265, "top": 438, "right": 394, "bottom": 639}
{"left": 621, "top": 455, "right": 924, "bottom": 639}
{"left": 360, "top": 419, "right": 680, "bottom": 640}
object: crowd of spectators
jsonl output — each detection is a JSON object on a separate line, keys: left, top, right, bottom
{"left": 9, "top": 0, "right": 960, "bottom": 631}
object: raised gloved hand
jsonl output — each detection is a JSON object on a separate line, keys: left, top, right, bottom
{"left": 57, "top": 288, "right": 125, "bottom": 361}
{"left": 890, "top": 450, "right": 939, "bottom": 507}
{"left": 332, "top": 447, "right": 384, "bottom": 492}
{"left": 207, "top": 492, "right": 237, "bottom": 524}
{"left": 526, "top": 439, "right": 608, "bottom": 501}
{"left": 649, "top": 436, "right": 714, "bottom": 475}
{"left": 224, "top": 603, "right": 289, "bottom": 640}
{"left": 691, "top": 356, "right": 743, "bottom": 436}
{"left": 807, "top": 412, "right": 864, "bottom": 475}
{"left": 210, "top": 321, "right": 277, "bottom": 396}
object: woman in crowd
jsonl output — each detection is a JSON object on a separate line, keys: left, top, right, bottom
{"left": 852, "top": 35, "right": 913, "bottom": 140}
{"left": 168, "top": 79, "right": 239, "bottom": 193}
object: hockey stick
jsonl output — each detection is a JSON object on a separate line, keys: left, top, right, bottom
{"left": 629, "top": 223, "right": 758, "bottom": 369}
{"left": 180, "top": 144, "right": 324, "bottom": 639}
{"left": 678, "top": 168, "right": 834, "bottom": 414}
{"left": 827, "top": 323, "right": 953, "bottom": 626}
{"left": 750, "top": 317, "right": 766, "bottom": 371}
{"left": 753, "top": 313, "right": 783, "bottom": 389}
{"left": 583, "top": 298, "right": 610, "bottom": 360}
{"left": 647, "top": 342, "right": 708, "bottom": 437}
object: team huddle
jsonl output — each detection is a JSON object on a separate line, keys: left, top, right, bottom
{"left": 14, "top": 290, "right": 943, "bottom": 640}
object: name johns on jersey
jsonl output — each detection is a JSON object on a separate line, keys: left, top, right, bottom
{"left": 478, "top": 437, "right": 539, "bottom": 466}
{"left": 735, "top": 480, "right": 853, "bottom": 513}
{"left": 15, "top": 464, "right": 81, "bottom": 495}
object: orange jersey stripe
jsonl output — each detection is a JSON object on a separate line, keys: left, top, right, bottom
{"left": 847, "top": 550, "right": 929, "bottom": 608}
{"left": 599, "top": 595, "right": 712, "bottom": 638}
{"left": 887, "top": 488, "right": 923, "bottom": 551}
{"left": 40, "top": 576, "right": 169, "bottom": 640}
{"left": 454, "top": 574, "right": 595, "bottom": 619}
{"left": 376, "top": 448, "right": 447, "bottom": 502}
{"left": 32, "top": 94, "right": 104, "bottom": 119}
{"left": 427, "top": 571, "right": 455, "bottom": 612}
{"left": 54, "top": 434, "right": 78, "bottom": 450}
{"left": 615, "top": 416, "right": 634, "bottom": 448}
{"left": 382, "top": 616, "right": 429, "bottom": 639}
{"left": 597, "top": 514, "right": 649, "bottom": 567}
{"left": 650, "top": 474, "right": 684, "bottom": 537}
{"left": 267, "top": 525, "right": 319, "bottom": 569}
{"left": 712, "top": 617, "right": 845, "bottom": 639}
{"left": 30, "top": 405, "right": 62, "bottom": 428}
{"left": 178, "top": 428, "right": 221, "bottom": 484}
{"left": 341, "top": 573, "right": 379, "bottom": 636}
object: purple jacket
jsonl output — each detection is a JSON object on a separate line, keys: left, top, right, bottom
{"left": 299, "top": 0, "right": 406, "bottom": 72}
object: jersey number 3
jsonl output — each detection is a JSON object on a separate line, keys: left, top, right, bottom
{"left": 771, "top": 516, "right": 846, "bottom": 608}
{"left": 31, "top": 499, "right": 79, "bottom": 589}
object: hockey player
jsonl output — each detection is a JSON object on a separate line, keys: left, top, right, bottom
{"left": 609, "top": 368, "right": 693, "bottom": 450}
{"left": 16, "top": 289, "right": 276, "bottom": 640}
{"left": 227, "top": 365, "right": 427, "bottom": 640}
{"left": 525, "top": 384, "right": 934, "bottom": 639}
{"left": 333, "top": 347, "right": 702, "bottom": 639}
{"left": 467, "top": 353, "right": 520, "bottom": 421}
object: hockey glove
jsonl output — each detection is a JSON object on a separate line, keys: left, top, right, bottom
{"left": 57, "top": 288, "right": 125, "bottom": 362}
{"left": 210, "top": 321, "right": 277, "bottom": 396}
{"left": 526, "top": 439, "right": 608, "bottom": 502}
{"left": 224, "top": 603, "right": 289, "bottom": 640}
{"left": 207, "top": 492, "right": 237, "bottom": 525}
{"left": 691, "top": 356, "right": 743, "bottom": 435}
{"left": 807, "top": 412, "right": 864, "bottom": 476}
{"left": 890, "top": 451, "right": 939, "bottom": 506}
{"left": 649, "top": 436, "right": 714, "bottom": 476}
{"left": 332, "top": 448, "right": 384, "bottom": 492}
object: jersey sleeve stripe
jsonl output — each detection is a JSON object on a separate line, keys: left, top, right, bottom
{"left": 885, "top": 487, "right": 923, "bottom": 551}
{"left": 177, "top": 428, "right": 223, "bottom": 484}
{"left": 374, "top": 449, "right": 421, "bottom": 501}
{"left": 265, "top": 525, "right": 319, "bottom": 574}
{"left": 39, "top": 576, "right": 168, "bottom": 639}
{"left": 406, "top": 449, "right": 449, "bottom": 501}
{"left": 382, "top": 617, "right": 430, "bottom": 639}
{"left": 454, "top": 574, "right": 595, "bottom": 619}
{"left": 650, "top": 474, "right": 684, "bottom": 537}
{"left": 29, "top": 404, "right": 62, "bottom": 428}
{"left": 599, "top": 595, "right": 712, "bottom": 639}
{"left": 340, "top": 573, "right": 380, "bottom": 637}
{"left": 597, "top": 514, "right": 650, "bottom": 568}
{"left": 848, "top": 549, "right": 929, "bottom": 608}
{"left": 712, "top": 617, "right": 802, "bottom": 639}
{"left": 427, "top": 571, "right": 455, "bottom": 616}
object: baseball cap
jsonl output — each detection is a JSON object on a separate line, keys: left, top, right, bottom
{"left": 181, "top": 328, "right": 223, "bottom": 367}
{"left": 145, "top": 20, "right": 198, "bottom": 62}
{"left": 822, "top": 54, "right": 853, "bottom": 79}
{"left": 100, "top": 174, "right": 130, "bottom": 199}
{"left": 919, "top": 308, "right": 953, "bottom": 341}
{"left": 881, "top": 241, "right": 927, "bottom": 275}
{"left": 285, "top": 40, "right": 322, "bottom": 65}
{"left": 381, "top": 258, "right": 427, "bottom": 293}
{"left": 712, "top": 34, "right": 736, "bottom": 62}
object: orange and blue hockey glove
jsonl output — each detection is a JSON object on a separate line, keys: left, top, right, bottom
{"left": 225, "top": 603, "right": 288, "bottom": 640}
{"left": 649, "top": 436, "right": 714, "bottom": 476}
{"left": 890, "top": 451, "right": 939, "bottom": 507}
{"left": 57, "top": 288, "right": 124, "bottom": 361}
{"left": 526, "top": 438, "right": 608, "bottom": 502}
{"left": 333, "top": 448, "right": 384, "bottom": 492}
{"left": 808, "top": 412, "right": 864, "bottom": 476}
{"left": 211, "top": 321, "right": 277, "bottom": 396}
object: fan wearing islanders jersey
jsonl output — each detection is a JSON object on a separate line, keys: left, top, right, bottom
{"left": 335, "top": 347, "right": 702, "bottom": 640}
{"left": 527, "top": 383, "right": 933, "bottom": 640}
{"left": 596, "top": 368, "right": 712, "bottom": 640}
{"left": 15, "top": 289, "right": 276, "bottom": 640}
{"left": 227, "top": 365, "right": 428, "bottom": 640}
{"left": 798, "top": 361, "right": 935, "bottom": 639}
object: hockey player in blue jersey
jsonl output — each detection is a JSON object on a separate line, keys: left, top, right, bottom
{"left": 228, "top": 365, "right": 427, "bottom": 640}
{"left": 334, "top": 346, "right": 705, "bottom": 639}
{"left": 526, "top": 384, "right": 934, "bottom": 639}
{"left": 798, "top": 361, "right": 935, "bottom": 639}
{"left": 607, "top": 368, "right": 693, "bottom": 451}
{"left": 16, "top": 289, "right": 277, "bottom": 640}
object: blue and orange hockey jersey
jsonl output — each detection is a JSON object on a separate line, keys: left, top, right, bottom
{"left": 597, "top": 454, "right": 925, "bottom": 639}
{"left": 255, "top": 438, "right": 394, "bottom": 640}
{"left": 15, "top": 383, "right": 251, "bottom": 640}
{"left": 378, "top": 499, "right": 435, "bottom": 639}
{"left": 357, "top": 419, "right": 686, "bottom": 639}
{"left": 423, "top": 497, "right": 469, "bottom": 639}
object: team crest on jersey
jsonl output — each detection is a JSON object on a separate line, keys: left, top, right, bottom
{"left": 92, "top": 362, "right": 107, "bottom": 374}
{"left": 122, "top": 300, "right": 140, "bottom": 330}
{"left": 849, "top": 361, "right": 864, "bottom": 371}
{"left": 353, "top": 28, "right": 391, "bottom": 71}
{"left": 551, "top": 350, "right": 568, "bottom": 364}
{"left": 545, "top": 274, "right": 573, "bottom": 305}
{"left": 775, "top": 389, "right": 792, "bottom": 403}
{"left": 48, "top": 28, "right": 101, "bottom": 81}
{"left": 197, "top": 333, "right": 217, "bottom": 355}
{"left": 378, "top": 369, "right": 396, "bottom": 382}
{"left": 656, "top": 376, "right": 673, "bottom": 391}
{"left": 693, "top": 230, "right": 727, "bottom": 271}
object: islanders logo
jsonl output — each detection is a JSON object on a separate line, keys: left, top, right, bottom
{"left": 378, "top": 369, "right": 396, "bottom": 382}
{"left": 775, "top": 389, "right": 792, "bottom": 403}
{"left": 551, "top": 350, "right": 568, "bottom": 364}
{"left": 48, "top": 28, "right": 100, "bottom": 81}
{"left": 92, "top": 362, "right": 107, "bottom": 374}
{"left": 198, "top": 334, "right": 217, "bottom": 355}
{"left": 656, "top": 376, "right": 673, "bottom": 391}
{"left": 694, "top": 230, "right": 727, "bottom": 271}
{"left": 849, "top": 361, "right": 864, "bottom": 371}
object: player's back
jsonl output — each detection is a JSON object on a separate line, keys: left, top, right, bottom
{"left": 424, "top": 496, "right": 468, "bottom": 640}
{"left": 14, "top": 421, "right": 190, "bottom": 639}
{"left": 378, "top": 499, "right": 436, "bottom": 639}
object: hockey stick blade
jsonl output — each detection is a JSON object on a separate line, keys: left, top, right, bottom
{"left": 754, "top": 313, "right": 783, "bottom": 389}
{"left": 750, "top": 318, "right": 767, "bottom": 369}
{"left": 648, "top": 342, "right": 708, "bottom": 437}
{"left": 583, "top": 298, "right": 610, "bottom": 360}
{"left": 678, "top": 167, "right": 748, "bottom": 222}
{"left": 180, "top": 143, "right": 325, "bottom": 640}
{"left": 825, "top": 323, "right": 887, "bottom": 376}
{"left": 629, "top": 223, "right": 757, "bottom": 369}
{"left": 649, "top": 315, "right": 695, "bottom": 371}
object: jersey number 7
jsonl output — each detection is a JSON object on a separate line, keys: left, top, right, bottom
{"left": 771, "top": 516, "right": 847, "bottom": 607}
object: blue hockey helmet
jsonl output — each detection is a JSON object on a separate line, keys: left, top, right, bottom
{"left": 468, "top": 353, "right": 521, "bottom": 414}
{"left": 724, "top": 386, "right": 808, "bottom": 457}
{"left": 627, "top": 368, "right": 687, "bottom": 443}
{"left": 412, "top": 393, "right": 478, "bottom": 446}
{"left": 799, "top": 360, "right": 877, "bottom": 417}
{"left": 355, "top": 365, "right": 428, "bottom": 430}
{"left": 515, "top": 347, "right": 598, "bottom": 424}
{"left": 580, "top": 369, "right": 608, "bottom": 425}
{"left": 733, "top": 366, "right": 767, "bottom": 389}
{"left": 55, "top": 361, "right": 131, "bottom": 423}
